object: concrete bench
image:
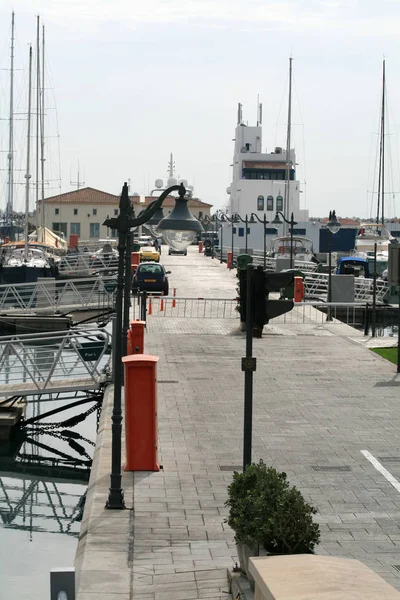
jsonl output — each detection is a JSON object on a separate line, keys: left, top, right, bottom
{"left": 249, "top": 555, "right": 400, "bottom": 599}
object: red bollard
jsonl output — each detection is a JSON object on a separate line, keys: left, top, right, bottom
{"left": 198, "top": 241, "right": 203, "bottom": 253}
{"left": 131, "top": 252, "right": 140, "bottom": 268}
{"left": 122, "top": 354, "right": 160, "bottom": 471}
{"left": 130, "top": 320, "right": 145, "bottom": 353}
{"left": 172, "top": 288, "right": 176, "bottom": 308}
{"left": 126, "top": 329, "right": 133, "bottom": 355}
{"left": 294, "top": 276, "right": 305, "bottom": 302}
{"left": 227, "top": 251, "right": 232, "bottom": 269}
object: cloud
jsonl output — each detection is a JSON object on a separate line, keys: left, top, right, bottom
{"left": 6, "top": 0, "right": 400, "bottom": 35}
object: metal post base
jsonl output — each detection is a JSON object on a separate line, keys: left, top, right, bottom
{"left": 106, "top": 488, "right": 125, "bottom": 510}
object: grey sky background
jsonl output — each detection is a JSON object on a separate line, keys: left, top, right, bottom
{"left": 1, "top": 0, "right": 400, "bottom": 218}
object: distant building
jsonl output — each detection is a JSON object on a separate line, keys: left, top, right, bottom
{"left": 227, "top": 103, "right": 309, "bottom": 223}
{"left": 39, "top": 187, "right": 212, "bottom": 244}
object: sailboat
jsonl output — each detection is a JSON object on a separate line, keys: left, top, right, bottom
{"left": 269, "top": 58, "right": 317, "bottom": 267}
{"left": 0, "top": 25, "right": 53, "bottom": 284}
{"left": 353, "top": 60, "right": 393, "bottom": 276}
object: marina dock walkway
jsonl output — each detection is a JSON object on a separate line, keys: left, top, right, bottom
{"left": 75, "top": 247, "right": 400, "bottom": 599}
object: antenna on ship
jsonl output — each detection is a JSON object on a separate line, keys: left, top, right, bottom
{"left": 70, "top": 160, "right": 85, "bottom": 190}
{"left": 237, "top": 103, "right": 242, "bottom": 125}
{"left": 167, "top": 153, "right": 175, "bottom": 178}
{"left": 256, "top": 95, "right": 263, "bottom": 126}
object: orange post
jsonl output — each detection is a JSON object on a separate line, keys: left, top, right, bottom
{"left": 131, "top": 252, "right": 140, "bottom": 268}
{"left": 172, "top": 288, "right": 176, "bottom": 308}
{"left": 160, "top": 295, "right": 164, "bottom": 312}
{"left": 127, "top": 329, "right": 133, "bottom": 355}
{"left": 129, "top": 320, "right": 145, "bottom": 353}
{"left": 122, "top": 354, "right": 160, "bottom": 471}
{"left": 227, "top": 251, "right": 232, "bottom": 269}
{"left": 294, "top": 276, "right": 305, "bottom": 302}
{"left": 198, "top": 241, "right": 203, "bottom": 253}
{"left": 148, "top": 295, "right": 152, "bottom": 315}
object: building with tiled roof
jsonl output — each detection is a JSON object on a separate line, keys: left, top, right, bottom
{"left": 39, "top": 187, "right": 211, "bottom": 243}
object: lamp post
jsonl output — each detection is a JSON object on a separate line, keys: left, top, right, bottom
{"left": 326, "top": 210, "right": 341, "bottom": 321}
{"left": 249, "top": 213, "right": 269, "bottom": 269}
{"left": 271, "top": 211, "right": 297, "bottom": 269}
{"left": 103, "top": 182, "right": 202, "bottom": 510}
{"left": 233, "top": 214, "right": 249, "bottom": 254}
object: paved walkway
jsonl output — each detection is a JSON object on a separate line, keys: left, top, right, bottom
{"left": 76, "top": 246, "right": 400, "bottom": 599}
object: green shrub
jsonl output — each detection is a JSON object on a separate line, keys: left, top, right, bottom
{"left": 225, "top": 460, "right": 320, "bottom": 554}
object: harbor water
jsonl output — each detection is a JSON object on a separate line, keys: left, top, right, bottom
{"left": 0, "top": 329, "right": 109, "bottom": 599}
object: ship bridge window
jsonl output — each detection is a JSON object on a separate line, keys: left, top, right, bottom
{"left": 257, "top": 195, "right": 264, "bottom": 211}
{"left": 267, "top": 195, "right": 273, "bottom": 211}
{"left": 242, "top": 168, "right": 294, "bottom": 181}
{"left": 289, "top": 228, "right": 306, "bottom": 236}
{"left": 276, "top": 196, "right": 283, "bottom": 211}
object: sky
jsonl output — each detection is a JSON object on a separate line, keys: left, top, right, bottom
{"left": 1, "top": 0, "right": 400, "bottom": 219}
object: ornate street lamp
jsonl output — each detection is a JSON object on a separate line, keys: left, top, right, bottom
{"left": 271, "top": 211, "right": 297, "bottom": 269}
{"left": 326, "top": 210, "right": 341, "bottom": 321}
{"left": 103, "top": 182, "right": 202, "bottom": 510}
{"left": 249, "top": 213, "right": 270, "bottom": 269}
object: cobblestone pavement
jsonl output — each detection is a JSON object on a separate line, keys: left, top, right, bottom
{"left": 77, "top": 245, "right": 400, "bottom": 599}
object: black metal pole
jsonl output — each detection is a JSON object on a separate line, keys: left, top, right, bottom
{"left": 290, "top": 212, "right": 294, "bottom": 269}
{"left": 397, "top": 291, "right": 400, "bottom": 373}
{"left": 243, "top": 263, "right": 254, "bottom": 470}
{"left": 327, "top": 229, "right": 332, "bottom": 322}
{"left": 122, "top": 219, "right": 133, "bottom": 360}
{"left": 245, "top": 215, "right": 248, "bottom": 254}
{"left": 106, "top": 189, "right": 128, "bottom": 510}
{"left": 220, "top": 223, "right": 223, "bottom": 264}
{"left": 231, "top": 222, "right": 234, "bottom": 270}
{"left": 372, "top": 242, "right": 377, "bottom": 338}
{"left": 263, "top": 213, "right": 267, "bottom": 270}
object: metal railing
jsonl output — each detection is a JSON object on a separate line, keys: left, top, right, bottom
{"left": 0, "top": 328, "right": 111, "bottom": 396}
{"left": 304, "top": 272, "right": 388, "bottom": 302}
{"left": 0, "top": 277, "right": 116, "bottom": 314}
{"left": 131, "top": 296, "right": 238, "bottom": 320}
{"left": 132, "top": 294, "right": 370, "bottom": 329}
{"left": 57, "top": 253, "right": 119, "bottom": 277}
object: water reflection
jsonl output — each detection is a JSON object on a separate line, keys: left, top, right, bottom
{"left": 0, "top": 390, "right": 100, "bottom": 599}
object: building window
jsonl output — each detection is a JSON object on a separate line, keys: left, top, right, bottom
{"left": 238, "top": 227, "right": 244, "bottom": 237}
{"left": 267, "top": 195, "right": 274, "bottom": 211}
{"left": 199, "top": 211, "right": 203, "bottom": 218}
{"left": 90, "top": 223, "right": 100, "bottom": 238}
{"left": 70, "top": 223, "right": 81, "bottom": 236}
{"left": 265, "top": 227, "right": 278, "bottom": 235}
{"left": 111, "top": 229, "right": 117, "bottom": 237}
{"left": 276, "top": 195, "right": 283, "bottom": 211}
{"left": 233, "top": 227, "right": 237, "bottom": 234}
{"left": 73, "top": 208, "right": 78, "bottom": 216}
{"left": 55, "top": 208, "right": 59, "bottom": 215}
{"left": 289, "top": 227, "right": 306, "bottom": 236}
{"left": 114, "top": 209, "right": 118, "bottom": 216}
{"left": 257, "top": 195, "right": 264, "bottom": 211}
{"left": 93, "top": 208, "right": 97, "bottom": 216}
{"left": 52, "top": 222, "right": 67, "bottom": 238}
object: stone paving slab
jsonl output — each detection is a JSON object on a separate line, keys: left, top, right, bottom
{"left": 76, "top": 247, "right": 400, "bottom": 597}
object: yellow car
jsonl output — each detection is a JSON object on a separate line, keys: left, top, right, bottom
{"left": 139, "top": 246, "right": 160, "bottom": 262}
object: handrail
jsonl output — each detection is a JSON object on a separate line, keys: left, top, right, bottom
{"left": 0, "top": 328, "right": 111, "bottom": 396}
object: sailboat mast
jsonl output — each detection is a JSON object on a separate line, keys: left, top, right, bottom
{"left": 24, "top": 46, "right": 33, "bottom": 260}
{"left": 284, "top": 57, "right": 293, "bottom": 235}
{"left": 381, "top": 60, "right": 386, "bottom": 226}
{"left": 6, "top": 11, "right": 15, "bottom": 227}
{"left": 376, "top": 60, "right": 385, "bottom": 225}
{"left": 40, "top": 24, "right": 45, "bottom": 236}
{"left": 35, "top": 15, "right": 40, "bottom": 235}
